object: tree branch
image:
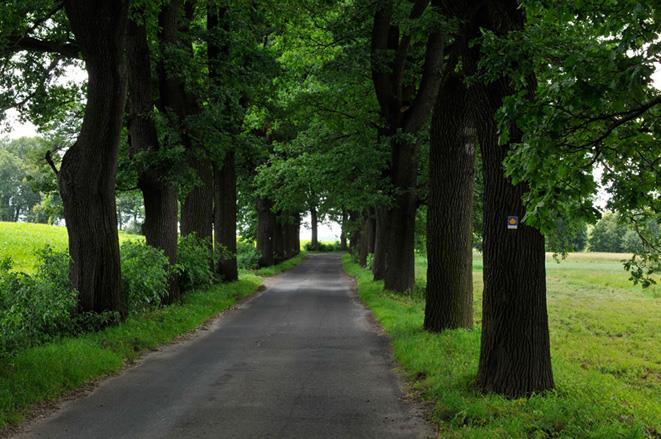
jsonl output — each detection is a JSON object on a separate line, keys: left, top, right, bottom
{"left": 3, "top": 35, "right": 80, "bottom": 58}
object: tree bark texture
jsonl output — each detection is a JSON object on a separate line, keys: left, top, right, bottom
{"left": 214, "top": 151, "right": 238, "bottom": 281}
{"left": 310, "top": 207, "right": 319, "bottom": 250}
{"left": 340, "top": 210, "right": 348, "bottom": 250}
{"left": 372, "top": 206, "right": 387, "bottom": 280}
{"left": 256, "top": 198, "right": 274, "bottom": 267}
{"left": 463, "top": 0, "right": 553, "bottom": 396}
{"left": 58, "top": 0, "right": 128, "bottom": 315}
{"left": 424, "top": 72, "right": 474, "bottom": 332}
{"left": 383, "top": 139, "right": 418, "bottom": 292}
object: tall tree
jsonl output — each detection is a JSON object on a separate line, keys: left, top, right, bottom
{"left": 57, "top": 0, "right": 129, "bottom": 314}
{"left": 126, "top": 9, "right": 181, "bottom": 302}
{"left": 208, "top": 2, "right": 238, "bottom": 281}
{"left": 370, "top": 0, "right": 446, "bottom": 292}
{"left": 461, "top": 0, "right": 553, "bottom": 396}
{"left": 158, "top": 0, "right": 213, "bottom": 240}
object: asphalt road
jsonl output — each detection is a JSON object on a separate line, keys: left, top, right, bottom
{"left": 17, "top": 253, "right": 433, "bottom": 439}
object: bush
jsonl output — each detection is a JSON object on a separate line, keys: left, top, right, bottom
{"left": 0, "top": 247, "right": 77, "bottom": 353}
{"left": 176, "top": 234, "right": 217, "bottom": 291}
{"left": 120, "top": 241, "right": 170, "bottom": 313}
{"left": 304, "top": 241, "right": 342, "bottom": 252}
{"left": 237, "top": 240, "right": 260, "bottom": 270}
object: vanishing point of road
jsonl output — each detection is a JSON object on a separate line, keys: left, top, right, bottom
{"left": 17, "top": 253, "right": 433, "bottom": 439}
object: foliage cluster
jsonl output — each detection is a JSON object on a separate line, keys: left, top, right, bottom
{"left": 0, "top": 235, "right": 223, "bottom": 355}
{"left": 176, "top": 235, "right": 218, "bottom": 292}
{"left": 0, "top": 247, "right": 118, "bottom": 354}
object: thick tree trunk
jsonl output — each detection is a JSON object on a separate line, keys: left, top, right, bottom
{"left": 424, "top": 73, "right": 474, "bottom": 332}
{"left": 310, "top": 207, "right": 319, "bottom": 250}
{"left": 358, "top": 214, "right": 370, "bottom": 267}
{"left": 472, "top": 79, "right": 552, "bottom": 396}
{"left": 273, "top": 218, "right": 284, "bottom": 263}
{"left": 256, "top": 198, "right": 274, "bottom": 267}
{"left": 126, "top": 15, "right": 180, "bottom": 304}
{"left": 463, "top": 1, "right": 554, "bottom": 397}
{"left": 383, "top": 140, "right": 417, "bottom": 292}
{"left": 372, "top": 206, "right": 387, "bottom": 280}
{"left": 181, "top": 160, "right": 213, "bottom": 239}
{"left": 367, "top": 213, "right": 376, "bottom": 254}
{"left": 214, "top": 151, "right": 238, "bottom": 281}
{"left": 58, "top": 0, "right": 128, "bottom": 315}
{"left": 340, "top": 210, "right": 348, "bottom": 250}
{"left": 293, "top": 215, "right": 301, "bottom": 255}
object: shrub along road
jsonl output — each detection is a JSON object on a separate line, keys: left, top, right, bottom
{"left": 16, "top": 254, "right": 432, "bottom": 438}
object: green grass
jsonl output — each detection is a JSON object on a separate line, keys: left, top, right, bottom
{"left": 253, "top": 251, "right": 307, "bottom": 276}
{"left": 0, "top": 255, "right": 304, "bottom": 430}
{"left": 344, "top": 253, "right": 660, "bottom": 438}
{"left": 0, "top": 222, "right": 140, "bottom": 273}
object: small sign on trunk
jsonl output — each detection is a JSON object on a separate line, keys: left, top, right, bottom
{"left": 507, "top": 216, "right": 519, "bottom": 230}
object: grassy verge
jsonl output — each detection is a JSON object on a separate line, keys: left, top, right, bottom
{"left": 253, "top": 251, "right": 307, "bottom": 277}
{"left": 343, "top": 254, "right": 660, "bottom": 438}
{"left": 0, "top": 255, "right": 306, "bottom": 430}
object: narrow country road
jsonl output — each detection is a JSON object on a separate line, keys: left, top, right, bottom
{"left": 17, "top": 254, "right": 433, "bottom": 439}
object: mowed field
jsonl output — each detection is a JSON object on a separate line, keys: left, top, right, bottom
{"left": 361, "top": 252, "right": 659, "bottom": 435}
{"left": 0, "top": 222, "right": 140, "bottom": 273}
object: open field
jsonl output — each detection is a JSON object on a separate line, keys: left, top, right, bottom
{"left": 347, "top": 253, "right": 660, "bottom": 437}
{"left": 0, "top": 222, "right": 140, "bottom": 273}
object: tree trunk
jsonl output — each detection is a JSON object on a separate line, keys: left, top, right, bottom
{"left": 367, "top": 212, "right": 376, "bottom": 254}
{"left": 424, "top": 73, "right": 474, "bottom": 332}
{"left": 339, "top": 210, "right": 348, "bottom": 250}
{"left": 358, "top": 214, "right": 369, "bottom": 267}
{"left": 256, "top": 198, "right": 274, "bottom": 267}
{"left": 58, "top": 0, "right": 128, "bottom": 315}
{"left": 126, "top": 15, "right": 180, "bottom": 304}
{"left": 383, "top": 140, "right": 417, "bottom": 292}
{"left": 310, "top": 207, "right": 318, "bottom": 250}
{"left": 293, "top": 215, "right": 301, "bottom": 255}
{"left": 273, "top": 218, "right": 284, "bottom": 263}
{"left": 181, "top": 159, "right": 213, "bottom": 239}
{"left": 158, "top": 0, "right": 212, "bottom": 240}
{"left": 214, "top": 151, "right": 238, "bottom": 281}
{"left": 372, "top": 206, "right": 387, "bottom": 280}
{"left": 463, "top": 2, "right": 554, "bottom": 397}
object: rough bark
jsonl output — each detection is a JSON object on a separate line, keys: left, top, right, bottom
{"left": 126, "top": 16, "right": 180, "bottom": 303}
{"left": 358, "top": 214, "right": 370, "bottom": 267}
{"left": 372, "top": 206, "right": 387, "bottom": 280}
{"left": 367, "top": 212, "right": 376, "bottom": 254}
{"left": 339, "top": 210, "right": 348, "bottom": 250}
{"left": 424, "top": 72, "right": 474, "bottom": 332}
{"left": 256, "top": 198, "right": 274, "bottom": 267}
{"left": 273, "top": 218, "right": 284, "bottom": 263}
{"left": 58, "top": 0, "right": 128, "bottom": 315}
{"left": 158, "top": 0, "right": 212, "bottom": 240}
{"left": 214, "top": 151, "right": 238, "bottom": 281}
{"left": 463, "top": 0, "right": 553, "bottom": 396}
{"left": 310, "top": 207, "right": 319, "bottom": 250}
{"left": 383, "top": 139, "right": 418, "bottom": 292}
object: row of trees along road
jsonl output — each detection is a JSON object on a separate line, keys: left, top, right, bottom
{"left": 1, "top": 0, "right": 658, "bottom": 398}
